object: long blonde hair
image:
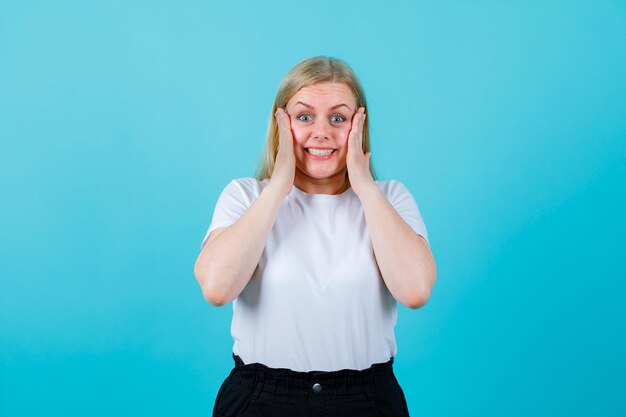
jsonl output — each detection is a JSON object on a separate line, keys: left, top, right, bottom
{"left": 255, "top": 56, "right": 377, "bottom": 187}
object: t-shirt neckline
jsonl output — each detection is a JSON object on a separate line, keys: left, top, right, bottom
{"left": 289, "top": 183, "right": 354, "bottom": 202}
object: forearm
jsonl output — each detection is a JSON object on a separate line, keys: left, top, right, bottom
{"left": 195, "top": 184, "right": 286, "bottom": 305}
{"left": 358, "top": 184, "right": 437, "bottom": 309}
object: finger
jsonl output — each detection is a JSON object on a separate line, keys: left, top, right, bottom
{"left": 275, "top": 108, "right": 283, "bottom": 132}
{"left": 349, "top": 107, "right": 357, "bottom": 130}
{"left": 351, "top": 107, "right": 364, "bottom": 151}
{"left": 275, "top": 110, "right": 285, "bottom": 146}
{"left": 348, "top": 107, "right": 362, "bottom": 146}
{"left": 276, "top": 109, "right": 289, "bottom": 137}
{"left": 277, "top": 108, "right": 287, "bottom": 126}
{"left": 276, "top": 109, "right": 295, "bottom": 153}
{"left": 359, "top": 110, "right": 366, "bottom": 150}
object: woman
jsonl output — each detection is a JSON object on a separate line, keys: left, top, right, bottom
{"left": 194, "top": 56, "right": 437, "bottom": 417}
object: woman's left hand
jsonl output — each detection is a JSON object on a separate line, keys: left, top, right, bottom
{"left": 346, "top": 106, "right": 375, "bottom": 197}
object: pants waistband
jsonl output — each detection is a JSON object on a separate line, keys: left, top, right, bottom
{"left": 228, "top": 353, "right": 397, "bottom": 397}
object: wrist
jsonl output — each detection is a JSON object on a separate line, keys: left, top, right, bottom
{"left": 353, "top": 180, "right": 378, "bottom": 198}
{"left": 264, "top": 182, "right": 291, "bottom": 201}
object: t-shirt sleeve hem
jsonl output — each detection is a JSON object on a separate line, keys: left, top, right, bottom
{"left": 385, "top": 180, "right": 430, "bottom": 247}
{"left": 416, "top": 233, "right": 430, "bottom": 247}
{"left": 200, "top": 221, "right": 235, "bottom": 249}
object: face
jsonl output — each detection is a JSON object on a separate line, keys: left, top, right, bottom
{"left": 285, "top": 82, "right": 358, "bottom": 186}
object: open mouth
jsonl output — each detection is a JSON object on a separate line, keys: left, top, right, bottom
{"left": 305, "top": 148, "right": 336, "bottom": 156}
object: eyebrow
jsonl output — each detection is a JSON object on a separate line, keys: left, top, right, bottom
{"left": 294, "top": 101, "right": 352, "bottom": 111}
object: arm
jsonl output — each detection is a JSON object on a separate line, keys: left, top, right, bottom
{"left": 193, "top": 184, "right": 286, "bottom": 306}
{"left": 358, "top": 183, "right": 437, "bottom": 309}
{"left": 194, "top": 107, "right": 296, "bottom": 307}
{"left": 344, "top": 108, "right": 437, "bottom": 309}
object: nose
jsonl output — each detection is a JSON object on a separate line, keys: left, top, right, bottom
{"left": 312, "top": 117, "right": 331, "bottom": 140}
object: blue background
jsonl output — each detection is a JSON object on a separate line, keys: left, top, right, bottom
{"left": 1, "top": 0, "right": 625, "bottom": 415}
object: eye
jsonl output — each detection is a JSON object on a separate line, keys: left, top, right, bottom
{"left": 297, "top": 113, "right": 312, "bottom": 122}
{"left": 331, "top": 114, "right": 346, "bottom": 123}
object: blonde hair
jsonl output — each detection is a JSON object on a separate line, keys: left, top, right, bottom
{"left": 255, "top": 56, "right": 377, "bottom": 188}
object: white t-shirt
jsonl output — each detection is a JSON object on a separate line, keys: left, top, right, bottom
{"left": 200, "top": 177, "right": 429, "bottom": 372}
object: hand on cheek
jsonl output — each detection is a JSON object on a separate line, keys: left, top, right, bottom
{"left": 271, "top": 108, "right": 297, "bottom": 197}
{"left": 346, "top": 107, "right": 374, "bottom": 197}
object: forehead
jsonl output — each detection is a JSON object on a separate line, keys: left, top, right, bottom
{"left": 288, "top": 82, "right": 356, "bottom": 108}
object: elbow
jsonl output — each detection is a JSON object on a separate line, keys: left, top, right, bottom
{"left": 198, "top": 278, "right": 230, "bottom": 307}
{"left": 194, "top": 264, "right": 230, "bottom": 307}
{"left": 404, "top": 271, "right": 437, "bottom": 310}
{"left": 202, "top": 288, "right": 229, "bottom": 307}
{"left": 404, "top": 290, "right": 430, "bottom": 310}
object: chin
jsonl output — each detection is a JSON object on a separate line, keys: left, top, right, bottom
{"left": 303, "top": 169, "right": 334, "bottom": 179}
{"left": 301, "top": 164, "right": 346, "bottom": 180}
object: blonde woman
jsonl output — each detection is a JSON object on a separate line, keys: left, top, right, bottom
{"left": 194, "top": 56, "right": 437, "bottom": 417}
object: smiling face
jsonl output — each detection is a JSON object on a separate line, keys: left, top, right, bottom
{"left": 285, "top": 82, "right": 358, "bottom": 193}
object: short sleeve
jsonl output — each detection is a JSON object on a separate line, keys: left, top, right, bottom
{"left": 384, "top": 180, "right": 430, "bottom": 247}
{"left": 199, "top": 178, "right": 262, "bottom": 250}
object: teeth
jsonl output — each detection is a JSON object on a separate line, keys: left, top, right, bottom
{"left": 307, "top": 148, "right": 334, "bottom": 156}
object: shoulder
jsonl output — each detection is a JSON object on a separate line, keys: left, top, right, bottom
{"left": 229, "top": 177, "right": 268, "bottom": 192}
{"left": 374, "top": 179, "right": 412, "bottom": 199}
{"left": 219, "top": 177, "right": 270, "bottom": 201}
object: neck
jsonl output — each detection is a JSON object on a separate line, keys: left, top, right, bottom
{"left": 294, "top": 169, "right": 350, "bottom": 195}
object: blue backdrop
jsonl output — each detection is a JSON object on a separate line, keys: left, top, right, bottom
{"left": 1, "top": 1, "right": 625, "bottom": 416}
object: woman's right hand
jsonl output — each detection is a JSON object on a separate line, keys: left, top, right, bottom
{"left": 195, "top": 109, "right": 296, "bottom": 305}
{"left": 270, "top": 107, "right": 296, "bottom": 198}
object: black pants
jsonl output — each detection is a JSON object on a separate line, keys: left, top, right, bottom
{"left": 212, "top": 353, "right": 411, "bottom": 417}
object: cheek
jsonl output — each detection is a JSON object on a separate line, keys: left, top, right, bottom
{"left": 290, "top": 125, "right": 307, "bottom": 146}
{"left": 338, "top": 127, "right": 351, "bottom": 145}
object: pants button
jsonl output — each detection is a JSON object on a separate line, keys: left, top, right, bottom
{"left": 312, "top": 383, "right": 322, "bottom": 393}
